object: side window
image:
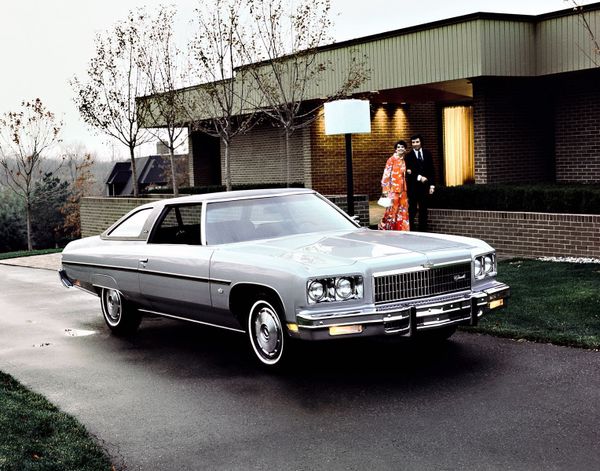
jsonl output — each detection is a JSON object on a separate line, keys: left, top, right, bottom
{"left": 150, "top": 204, "right": 202, "bottom": 245}
{"left": 108, "top": 208, "right": 153, "bottom": 238}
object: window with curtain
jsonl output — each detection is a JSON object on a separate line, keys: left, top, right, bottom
{"left": 443, "top": 105, "right": 474, "bottom": 186}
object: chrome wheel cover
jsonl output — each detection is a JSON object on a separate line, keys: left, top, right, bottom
{"left": 102, "top": 289, "right": 122, "bottom": 326}
{"left": 249, "top": 301, "right": 283, "bottom": 365}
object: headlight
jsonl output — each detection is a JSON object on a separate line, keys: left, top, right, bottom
{"left": 308, "top": 280, "right": 326, "bottom": 302}
{"left": 484, "top": 255, "right": 494, "bottom": 274}
{"left": 335, "top": 277, "right": 353, "bottom": 299}
{"left": 474, "top": 253, "right": 496, "bottom": 280}
{"left": 307, "top": 276, "right": 363, "bottom": 304}
{"left": 474, "top": 258, "right": 483, "bottom": 277}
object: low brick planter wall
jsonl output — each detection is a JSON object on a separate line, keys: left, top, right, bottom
{"left": 81, "top": 198, "right": 599, "bottom": 258}
{"left": 81, "top": 197, "right": 163, "bottom": 237}
{"left": 429, "top": 209, "right": 600, "bottom": 259}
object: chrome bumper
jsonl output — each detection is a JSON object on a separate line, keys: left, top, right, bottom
{"left": 292, "top": 281, "right": 510, "bottom": 341}
{"left": 58, "top": 269, "right": 74, "bottom": 288}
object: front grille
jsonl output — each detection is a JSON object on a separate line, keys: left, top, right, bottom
{"left": 374, "top": 262, "right": 471, "bottom": 304}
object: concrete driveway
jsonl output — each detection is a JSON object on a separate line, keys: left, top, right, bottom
{"left": 0, "top": 260, "right": 599, "bottom": 470}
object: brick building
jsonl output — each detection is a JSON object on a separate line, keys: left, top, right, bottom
{"left": 141, "top": 3, "right": 600, "bottom": 199}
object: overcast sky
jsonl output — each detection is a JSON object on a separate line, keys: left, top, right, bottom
{"left": 0, "top": 0, "right": 593, "bottom": 160}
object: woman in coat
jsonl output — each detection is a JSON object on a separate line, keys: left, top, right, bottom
{"left": 379, "top": 140, "right": 410, "bottom": 231}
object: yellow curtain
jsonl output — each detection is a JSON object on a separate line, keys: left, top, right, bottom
{"left": 443, "top": 106, "right": 474, "bottom": 186}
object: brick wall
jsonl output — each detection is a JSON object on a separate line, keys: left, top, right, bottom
{"left": 554, "top": 71, "right": 600, "bottom": 184}
{"left": 326, "top": 195, "right": 370, "bottom": 227}
{"left": 429, "top": 209, "right": 600, "bottom": 258}
{"left": 472, "top": 77, "right": 554, "bottom": 184}
{"left": 310, "top": 103, "right": 439, "bottom": 198}
{"left": 224, "top": 124, "right": 310, "bottom": 185}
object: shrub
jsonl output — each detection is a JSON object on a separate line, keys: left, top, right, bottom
{"left": 430, "top": 183, "right": 600, "bottom": 214}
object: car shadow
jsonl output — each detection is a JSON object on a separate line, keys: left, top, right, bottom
{"left": 97, "top": 316, "right": 497, "bottom": 394}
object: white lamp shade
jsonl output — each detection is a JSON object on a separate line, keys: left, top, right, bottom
{"left": 324, "top": 99, "right": 371, "bottom": 135}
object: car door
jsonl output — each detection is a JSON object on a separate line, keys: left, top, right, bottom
{"left": 139, "top": 203, "right": 217, "bottom": 323}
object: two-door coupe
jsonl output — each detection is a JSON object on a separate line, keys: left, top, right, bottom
{"left": 59, "top": 188, "right": 509, "bottom": 367}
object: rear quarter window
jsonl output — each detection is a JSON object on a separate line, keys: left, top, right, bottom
{"left": 107, "top": 208, "right": 153, "bottom": 238}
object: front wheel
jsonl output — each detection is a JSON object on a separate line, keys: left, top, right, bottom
{"left": 247, "top": 299, "right": 287, "bottom": 367}
{"left": 100, "top": 288, "right": 141, "bottom": 336}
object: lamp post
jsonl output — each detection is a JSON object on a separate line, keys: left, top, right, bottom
{"left": 324, "top": 99, "right": 371, "bottom": 216}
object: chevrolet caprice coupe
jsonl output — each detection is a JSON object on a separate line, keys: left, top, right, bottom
{"left": 59, "top": 188, "right": 509, "bottom": 367}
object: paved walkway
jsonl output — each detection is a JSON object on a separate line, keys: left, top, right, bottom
{"left": 0, "top": 252, "right": 62, "bottom": 271}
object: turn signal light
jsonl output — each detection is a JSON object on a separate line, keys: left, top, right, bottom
{"left": 489, "top": 299, "right": 504, "bottom": 309}
{"left": 329, "top": 325, "right": 363, "bottom": 336}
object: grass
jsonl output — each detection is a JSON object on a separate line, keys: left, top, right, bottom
{"left": 0, "top": 248, "right": 62, "bottom": 261}
{"left": 0, "top": 372, "right": 113, "bottom": 471}
{"left": 463, "top": 259, "right": 600, "bottom": 349}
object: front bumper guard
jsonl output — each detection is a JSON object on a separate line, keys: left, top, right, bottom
{"left": 294, "top": 282, "right": 510, "bottom": 341}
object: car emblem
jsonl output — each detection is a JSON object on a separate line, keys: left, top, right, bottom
{"left": 422, "top": 262, "right": 434, "bottom": 269}
{"left": 454, "top": 274, "right": 466, "bottom": 281}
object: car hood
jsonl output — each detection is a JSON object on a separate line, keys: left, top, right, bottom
{"left": 224, "top": 228, "right": 484, "bottom": 270}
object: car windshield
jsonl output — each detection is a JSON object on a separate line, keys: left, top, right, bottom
{"left": 205, "top": 193, "right": 358, "bottom": 245}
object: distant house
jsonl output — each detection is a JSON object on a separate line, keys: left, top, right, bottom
{"left": 105, "top": 152, "right": 189, "bottom": 196}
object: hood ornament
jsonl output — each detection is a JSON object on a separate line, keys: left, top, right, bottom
{"left": 422, "top": 262, "right": 434, "bottom": 269}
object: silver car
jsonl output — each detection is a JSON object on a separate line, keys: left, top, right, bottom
{"left": 59, "top": 188, "right": 509, "bottom": 367}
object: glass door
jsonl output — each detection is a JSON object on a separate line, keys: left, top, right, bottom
{"left": 442, "top": 105, "right": 474, "bottom": 186}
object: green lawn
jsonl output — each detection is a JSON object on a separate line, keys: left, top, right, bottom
{"left": 464, "top": 259, "right": 600, "bottom": 349}
{"left": 0, "top": 372, "right": 112, "bottom": 471}
{"left": 0, "top": 248, "right": 62, "bottom": 260}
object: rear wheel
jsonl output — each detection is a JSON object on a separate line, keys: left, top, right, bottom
{"left": 100, "top": 288, "right": 141, "bottom": 336}
{"left": 247, "top": 298, "right": 287, "bottom": 367}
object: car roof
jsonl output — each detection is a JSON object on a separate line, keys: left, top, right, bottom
{"left": 138, "top": 187, "right": 316, "bottom": 210}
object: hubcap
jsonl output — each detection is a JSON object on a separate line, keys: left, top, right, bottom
{"left": 253, "top": 306, "right": 282, "bottom": 360}
{"left": 104, "top": 289, "right": 122, "bottom": 323}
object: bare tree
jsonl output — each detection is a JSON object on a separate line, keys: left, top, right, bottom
{"left": 0, "top": 99, "right": 62, "bottom": 250}
{"left": 60, "top": 152, "right": 95, "bottom": 240}
{"left": 186, "top": 0, "right": 259, "bottom": 191}
{"left": 566, "top": 0, "right": 600, "bottom": 65}
{"left": 71, "top": 9, "right": 152, "bottom": 197}
{"left": 241, "top": 0, "right": 369, "bottom": 186}
{"left": 137, "top": 4, "right": 188, "bottom": 196}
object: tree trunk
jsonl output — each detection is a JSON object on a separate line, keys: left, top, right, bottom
{"left": 129, "top": 146, "right": 139, "bottom": 197}
{"left": 170, "top": 146, "right": 179, "bottom": 196}
{"left": 224, "top": 139, "right": 232, "bottom": 191}
{"left": 26, "top": 199, "right": 33, "bottom": 251}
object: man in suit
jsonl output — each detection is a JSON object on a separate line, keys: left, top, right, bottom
{"left": 405, "top": 134, "right": 435, "bottom": 231}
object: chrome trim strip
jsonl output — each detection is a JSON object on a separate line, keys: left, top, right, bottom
{"left": 61, "top": 260, "right": 231, "bottom": 285}
{"left": 62, "top": 260, "right": 138, "bottom": 273}
{"left": 297, "top": 308, "right": 376, "bottom": 321}
{"left": 376, "top": 290, "right": 471, "bottom": 311}
{"left": 138, "top": 269, "right": 210, "bottom": 283}
{"left": 138, "top": 309, "right": 245, "bottom": 333}
{"left": 298, "top": 317, "right": 390, "bottom": 330}
{"left": 373, "top": 259, "right": 472, "bottom": 277}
